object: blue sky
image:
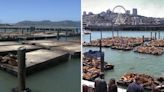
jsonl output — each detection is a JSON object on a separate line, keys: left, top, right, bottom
{"left": 0, "top": 0, "right": 80, "bottom": 23}
{"left": 83, "top": 0, "right": 164, "bottom": 18}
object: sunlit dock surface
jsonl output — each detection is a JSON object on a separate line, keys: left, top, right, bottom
{"left": 0, "top": 44, "right": 42, "bottom": 55}
{"left": 0, "top": 41, "right": 20, "bottom": 46}
{"left": 24, "top": 40, "right": 81, "bottom": 57}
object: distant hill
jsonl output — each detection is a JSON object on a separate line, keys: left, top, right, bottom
{"left": 14, "top": 20, "right": 80, "bottom": 27}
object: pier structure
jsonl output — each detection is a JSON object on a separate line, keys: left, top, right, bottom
{"left": 0, "top": 26, "right": 80, "bottom": 41}
{"left": 84, "top": 25, "right": 164, "bottom": 31}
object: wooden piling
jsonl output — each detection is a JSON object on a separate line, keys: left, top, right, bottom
{"left": 150, "top": 32, "right": 152, "bottom": 40}
{"left": 57, "top": 29, "right": 60, "bottom": 40}
{"left": 89, "top": 33, "right": 92, "bottom": 42}
{"left": 65, "top": 30, "right": 68, "bottom": 40}
{"left": 155, "top": 32, "right": 157, "bottom": 40}
{"left": 117, "top": 30, "right": 119, "bottom": 37}
{"left": 142, "top": 35, "right": 145, "bottom": 43}
{"left": 17, "top": 47, "right": 26, "bottom": 92}
{"left": 112, "top": 31, "right": 114, "bottom": 38}
{"left": 100, "top": 53, "right": 104, "bottom": 73}
{"left": 99, "top": 39, "right": 102, "bottom": 52}
{"left": 158, "top": 31, "right": 160, "bottom": 39}
{"left": 100, "top": 30, "right": 102, "bottom": 39}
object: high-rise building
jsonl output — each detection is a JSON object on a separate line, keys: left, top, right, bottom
{"left": 106, "top": 9, "right": 111, "bottom": 14}
{"left": 83, "top": 11, "right": 87, "bottom": 15}
{"left": 132, "top": 8, "right": 137, "bottom": 16}
{"left": 88, "top": 12, "right": 94, "bottom": 15}
{"left": 126, "top": 10, "right": 130, "bottom": 15}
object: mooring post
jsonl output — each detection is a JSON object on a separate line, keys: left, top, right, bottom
{"left": 155, "top": 32, "right": 157, "bottom": 40}
{"left": 18, "top": 47, "right": 26, "bottom": 92}
{"left": 117, "top": 30, "right": 119, "bottom": 37}
{"left": 112, "top": 31, "right": 114, "bottom": 38}
{"left": 65, "top": 30, "right": 68, "bottom": 40}
{"left": 150, "top": 32, "right": 152, "bottom": 40}
{"left": 100, "top": 52, "right": 104, "bottom": 73}
{"left": 142, "top": 35, "right": 145, "bottom": 43}
{"left": 99, "top": 39, "right": 102, "bottom": 52}
{"left": 100, "top": 30, "right": 102, "bottom": 40}
{"left": 158, "top": 31, "right": 160, "bottom": 39}
{"left": 90, "top": 33, "right": 91, "bottom": 42}
{"left": 4, "top": 28, "right": 6, "bottom": 33}
{"left": 21, "top": 29, "right": 23, "bottom": 35}
{"left": 12, "top": 47, "right": 31, "bottom": 92}
{"left": 99, "top": 30, "right": 102, "bottom": 52}
{"left": 99, "top": 37, "right": 104, "bottom": 74}
{"left": 57, "top": 29, "right": 60, "bottom": 40}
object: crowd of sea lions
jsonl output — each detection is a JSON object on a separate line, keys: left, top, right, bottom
{"left": 146, "top": 40, "right": 164, "bottom": 47}
{"left": 134, "top": 46, "right": 163, "bottom": 55}
{"left": 83, "top": 51, "right": 114, "bottom": 81}
{"left": 0, "top": 53, "right": 18, "bottom": 66}
{"left": 117, "top": 73, "right": 164, "bottom": 91}
{"left": 83, "top": 37, "right": 164, "bottom": 55}
{"left": 83, "top": 37, "right": 144, "bottom": 48}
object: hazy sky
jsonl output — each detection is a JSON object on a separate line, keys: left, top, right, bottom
{"left": 83, "top": 0, "right": 164, "bottom": 18}
{"left": 0, "top": 0, "right": 80, "bottom": 23}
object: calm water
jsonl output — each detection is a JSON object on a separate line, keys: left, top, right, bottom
{"left": 0, "top": 59, "right": 80, "bottom": 92}
{"left": 83, "top": 30, "right": 164, "bottom": 81}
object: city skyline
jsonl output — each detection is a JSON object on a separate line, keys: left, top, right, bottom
{"left": 0, "top": 0, "right": 80, "bottom": 23}
{"left": 83, "top": 0, "right": 164, "bottom": 18}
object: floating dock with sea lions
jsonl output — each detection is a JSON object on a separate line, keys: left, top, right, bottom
{"left": 0, "top": 39, "right": 80, "bottom": 76}
{"left": 134, "top": 46, "right": 164, "bottom": 55}
{"left": 0, "top": 49, "right": 69, "bottom": 76}
{"left": 117, "top": 73, "right": 164, "bottom": 91}
{"left": 83, "top": 37, "right": 148, "bottom": 51}
{"left": 83, "top": 50, "right": 114, "bottom": 81}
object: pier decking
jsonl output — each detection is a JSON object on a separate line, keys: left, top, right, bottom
{"left": 25, "top": 40, "right": 81, "bottom": 58}
{"left": 0, "top": 44, "right": 42, "bottom": 55}
{"left": 0, "top": 41, "right": 20, "bottom": 46}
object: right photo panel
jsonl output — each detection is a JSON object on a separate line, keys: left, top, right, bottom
{"left": 82, "top": 0, "right": 164, "bottom": 92}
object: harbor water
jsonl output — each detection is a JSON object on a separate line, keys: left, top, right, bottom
{"left": 83, "top": 30, "right": 164, "bottom": 81}
{"left": 0, "top": 58, "right": 80, "bottom": 92}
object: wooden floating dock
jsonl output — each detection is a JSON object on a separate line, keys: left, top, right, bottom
{"left": 83, "top": 37, "right": 144, "bottom": 49}
{"left": 51, "top": 43, "right": 81, "bottom": 58}
{"left": 134, "top": 46, "right": 164, "bottom": 55}
{"left": 25, "top": 40, "right": 81, "bottom": 58}
{"left": 0, "top": 41, "right": 20, "bottom": 46}
{"left": 0, "top": 49, "right": 69, "bottom": 76}
{"left": 83, "top": 51, "right": 114, "bottom": 81}
{"left": 0, "top": 44, "right": 42, "bottom": 55}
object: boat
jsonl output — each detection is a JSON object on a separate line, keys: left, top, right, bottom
{"left": 104, "top": 64, "right": 114, "bottom": 70}
{"left": 83, "top": 29, "right": 91, "bottom": 34}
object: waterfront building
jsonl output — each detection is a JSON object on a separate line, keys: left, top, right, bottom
{"left": 132, "top": 8, "right": 137, "bottom": 16}
{"left": 106, "top": 9, "right": 111, "bottom": 14}
{"left": 126, "top": 10, "right": 130, "bottom": 15}
{"left": 83, "top": 11, "right": 87, "bottom": 15}
{"left": 88, "top": 12, "right": 94, "bottom": 15}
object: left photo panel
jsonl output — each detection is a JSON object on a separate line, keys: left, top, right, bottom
{"left": 0, "top": 0, "right": 81, "bottom": 92}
